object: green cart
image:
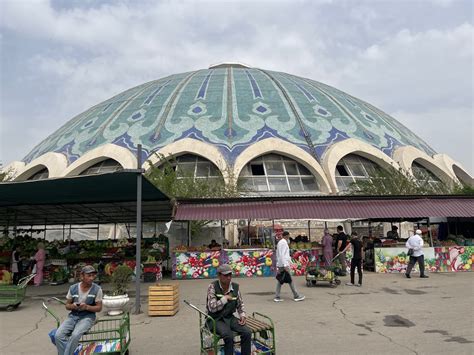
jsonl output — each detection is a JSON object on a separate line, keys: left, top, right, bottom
{"left": 0, "top": 274, "right": 35, "bottom": 311}
{"left": 184, "top": 300, "right": 276, "bottom": 354}
{"left": 43, "top": 297, "right": 130, "bottom": 354}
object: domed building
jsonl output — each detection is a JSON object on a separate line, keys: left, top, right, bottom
{"left": 7, "top": 63, "right": 472, "bottom": 193}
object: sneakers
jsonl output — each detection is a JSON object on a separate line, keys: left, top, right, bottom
{"left": 345, "top": 282, "right": 354, "bottom": 286}
{"left": 405, "top": 273, "right": 411, "bottom": 278}
{"left": 273, "top": 298, "right": 283, "bottom": 302}
{"left": 355, "top": 284, "right": 362, "bottom": 287}
{"left": 420, "top": 275, "right": 429, "bottom": 278}
{"left": 294, "top": 295, "right": 305, "bottom": 302}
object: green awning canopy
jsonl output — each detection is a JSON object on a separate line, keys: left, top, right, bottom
{"left": 0, "top": 171, "right": 173, "bottom": 226}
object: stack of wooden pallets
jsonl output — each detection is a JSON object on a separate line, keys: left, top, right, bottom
{"left": 148, "top": 284, "right": 179, "bottom": 316}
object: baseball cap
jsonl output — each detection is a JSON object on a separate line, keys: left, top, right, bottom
{"left": 415, "top": 229, "right": 422, "bottom": 235}
{"left": 81, "top": 265, "right": 97, "bottom": 274}
{"left": 217, "top": 264, "right": 232, "bottom": 275}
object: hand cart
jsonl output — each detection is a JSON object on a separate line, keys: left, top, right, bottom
{"left": 0, "top": 273, "right": 35, "bottom": 311}
{"left": 184, "top": 300, "right": 275, "bottom": 354}
{"left": 305, "top": 253, "right": 342, "bottom": 288}
{"left": 43, "top": 297, "right": 130, "bottom": 354}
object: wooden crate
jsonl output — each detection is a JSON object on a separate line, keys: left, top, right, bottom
{"left": 148, "top": 284, "right": 179, "bottom": 316}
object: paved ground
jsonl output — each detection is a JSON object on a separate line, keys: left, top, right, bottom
{"left": 0, "top": 272, "right": 473, "bottom": 355}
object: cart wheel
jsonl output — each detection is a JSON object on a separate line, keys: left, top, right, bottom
{"left": 6, "top": 305, "right": 15, "bottom": 312}
{"left": 306, "top": 280, "right": 311, "bottom": 287}
{"left": 335, "top": 279, "right": 341, "bottom": 285}
{"left": 311, "top": 280, "right": 317, "bottom": 286}
{"left": 330, "top": 282, "right": 337, "bottom": 288}
{"left": 13, "top": 303, "right": 20, "bottom": 309}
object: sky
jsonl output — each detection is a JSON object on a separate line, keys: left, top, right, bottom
{"left": 0, "top": 0, "right": 473, "bottom": 174}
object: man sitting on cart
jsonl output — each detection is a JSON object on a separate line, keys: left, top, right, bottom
{"left": 55, "top": 265, "right": 103, "bottom": 355}
{"left": 206, "top": 264, "right": 252, "bottom": 355}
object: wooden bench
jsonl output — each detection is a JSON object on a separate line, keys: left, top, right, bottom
{"left": 184, "top": 300, "right": 276, "bottom": 354}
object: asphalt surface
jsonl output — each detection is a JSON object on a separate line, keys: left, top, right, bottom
{"left": 0, "top": 272, "right": 473, "bottom": 354}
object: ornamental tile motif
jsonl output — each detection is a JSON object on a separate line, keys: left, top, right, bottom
{"left": 22, "top": 67, "right": 437, "bottom": 165}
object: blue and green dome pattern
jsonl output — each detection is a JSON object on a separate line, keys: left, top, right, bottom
{"left": 23, "top": 66, "right": 436, "bottom": 164}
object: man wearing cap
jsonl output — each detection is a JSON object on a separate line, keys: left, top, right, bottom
{"left": 55, "top": 265, "right": 103, "bottom": 355}
{"left": 405, "top": 230, "right": 429, "bottom": 279}
{"left": 274, "top": 231, "right": 305, "bottom": 302}
{"left": 207, "top": 264, "right": 251, "bottom": 355}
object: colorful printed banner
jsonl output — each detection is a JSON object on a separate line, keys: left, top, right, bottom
{"left": 375, "top": 247, "right": 474, "bottom": 273}
{"left": 224, "top": 249, "right": 275, "bottom": 277}
{"left": 173, "top": 250, "right": 222, "bottom": 279}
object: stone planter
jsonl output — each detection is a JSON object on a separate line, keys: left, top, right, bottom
{"left": 102, "top": 294, "right": 129, "bottom": 316}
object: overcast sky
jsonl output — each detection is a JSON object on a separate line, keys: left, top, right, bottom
{"left": 1, "top": 0, "right": 473, "bottom": 174}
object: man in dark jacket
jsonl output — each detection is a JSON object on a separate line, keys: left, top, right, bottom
{"left": 55, "top": 265, "right": 103, "bottom": 355}
{"left": 335, "top": 225, "right": 348, "bottom": 276}
{"left": 206, "top": 264, "right": 251, "bottom": 355}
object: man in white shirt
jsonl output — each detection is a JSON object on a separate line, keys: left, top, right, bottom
{"left": 274, "top": 231, "right": 305, "bottom": 302}
{"left": 405, "top": 229, "right": 429, "bottom": 278}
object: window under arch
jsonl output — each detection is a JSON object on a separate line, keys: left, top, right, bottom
{"left": 335, "top": 154, "right": 379, "bottom": 191}
{"left": 159, "top": 154, "right": 223, "bottom": 181}
{"left": 238, "top": 153, "right": 319, "bottom": 194}
{"left": 411, "top": 161, "right": 442, "bottom": 188}
{"left": 79, "top": 159, "right": 123, "bottom": 175}
{"left": 28, "top": 167, "right": 49, "bottom": 180}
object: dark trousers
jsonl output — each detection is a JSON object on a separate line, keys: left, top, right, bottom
{"left": 406, "top": 255, "right": 425, "bottom": 276}
{"left": 13, "top": 272, "right": 20, "bottom": 285}
{"left": 210, "top": 316, "right": 252, "bottom": 355}
{"left": 350, "top": 258, "right": 362, "bottom": 285}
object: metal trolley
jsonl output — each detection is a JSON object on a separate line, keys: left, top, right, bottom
{"left": 0, "top": 274, "right": 35, "bottom": 311}
{"left": 43, "top": 297, "right": 130, "bottom": 354}
{"left": 185, "top": 300, "right": 276, "bottom": 354}
{"left": 305, "top": 253, "right": 342, "bottom": 288}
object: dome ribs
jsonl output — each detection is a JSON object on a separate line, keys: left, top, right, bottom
{"left": 87, "top": 82, "right": 155, "bottom": 147}
{"left": 149, "top": 71, "right": 200, "bottom": 142}
{"left": 257, "top": 69, "right": 319, "bottom": 162}
{"left": 225, "top": 67, "right": 236, "bottom": 139}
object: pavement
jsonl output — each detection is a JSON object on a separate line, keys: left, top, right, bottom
{"left": 0, "top": 272, "right": 473, "bottom": 355}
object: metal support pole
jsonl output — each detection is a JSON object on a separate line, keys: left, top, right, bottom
{"left": 134, "top": 144, "right": 143, "bottom": 315}
{"left": 187, "top": 221, "right": 191, "bottom": 246}
{"left": 307, "top": 220, "right": 311, "bottom": 242}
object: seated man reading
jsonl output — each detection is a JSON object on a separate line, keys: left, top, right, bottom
{"left": 206, "top": 264, "right": 251, "bottom": 355}
{"left": 55, "top": 265, "right": 103, "bottom": 355}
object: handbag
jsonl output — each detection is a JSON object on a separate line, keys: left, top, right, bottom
{"left": 407, "top": 249, "right": 414, "bottom": 256}
{"left": 276, "top": 269, "right": 292, "bottom": 284}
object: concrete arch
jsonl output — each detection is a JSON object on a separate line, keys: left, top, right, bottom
{"left": 393, "top": 146, "right": 454, "bottom": 184}
{"left": 433, "top": 153, "right": 473, "bottom": 186}
{"left": 62, "top": 144, "right": 136, "bottom": 176}
{"left": 322, "top": 138, "right": 399, "bottom": 193}
{"left": 14, "top": 152, "right": 68, "bottom": 181}
{"left": 143, "top": 138, "right": 230, "bottom": 183}
{"left": 233, "top": 138, "right": 332, "bottom": 194}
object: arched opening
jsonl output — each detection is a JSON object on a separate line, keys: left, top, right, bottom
{"left": 27, "top": 166, "right": 49, "bottom": 181}
{"left": 453, "top": 165, "right": 473, "bottom": 186}
{"left": 335, "top": 154, "right": 380, "bottom": 192}
{"left": 156, "top": 154, "right": 224, "bottom": 182}
{"left": 78, "top": 159, "right": 123, "bottom": 176}
{"left": 411, "top": 161, "right": 443, "bottom": 189}
{"left": 238, "top": 153, "right": 320, "bottom": 194}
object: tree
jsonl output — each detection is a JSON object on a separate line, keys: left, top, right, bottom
{"left": 145, "top": 153, "right": 243, "bottom": 237}
{"left": 347, "top": 166, "right": 456, "bottom": 195}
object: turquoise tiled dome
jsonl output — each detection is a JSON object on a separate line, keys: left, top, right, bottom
{"left": 23, "top": 65, "right": 436, "bottom": 164}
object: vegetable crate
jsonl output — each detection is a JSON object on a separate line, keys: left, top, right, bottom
{"left": 148, "top": 284, "right": 179, "bottom": 316}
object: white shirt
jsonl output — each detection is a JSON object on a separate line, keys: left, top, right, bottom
{"left": 406, "top": 234, "right": 424, "bottom": 257}
{"left": 276, "top": 238, "right": 291, "bottom": 268}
